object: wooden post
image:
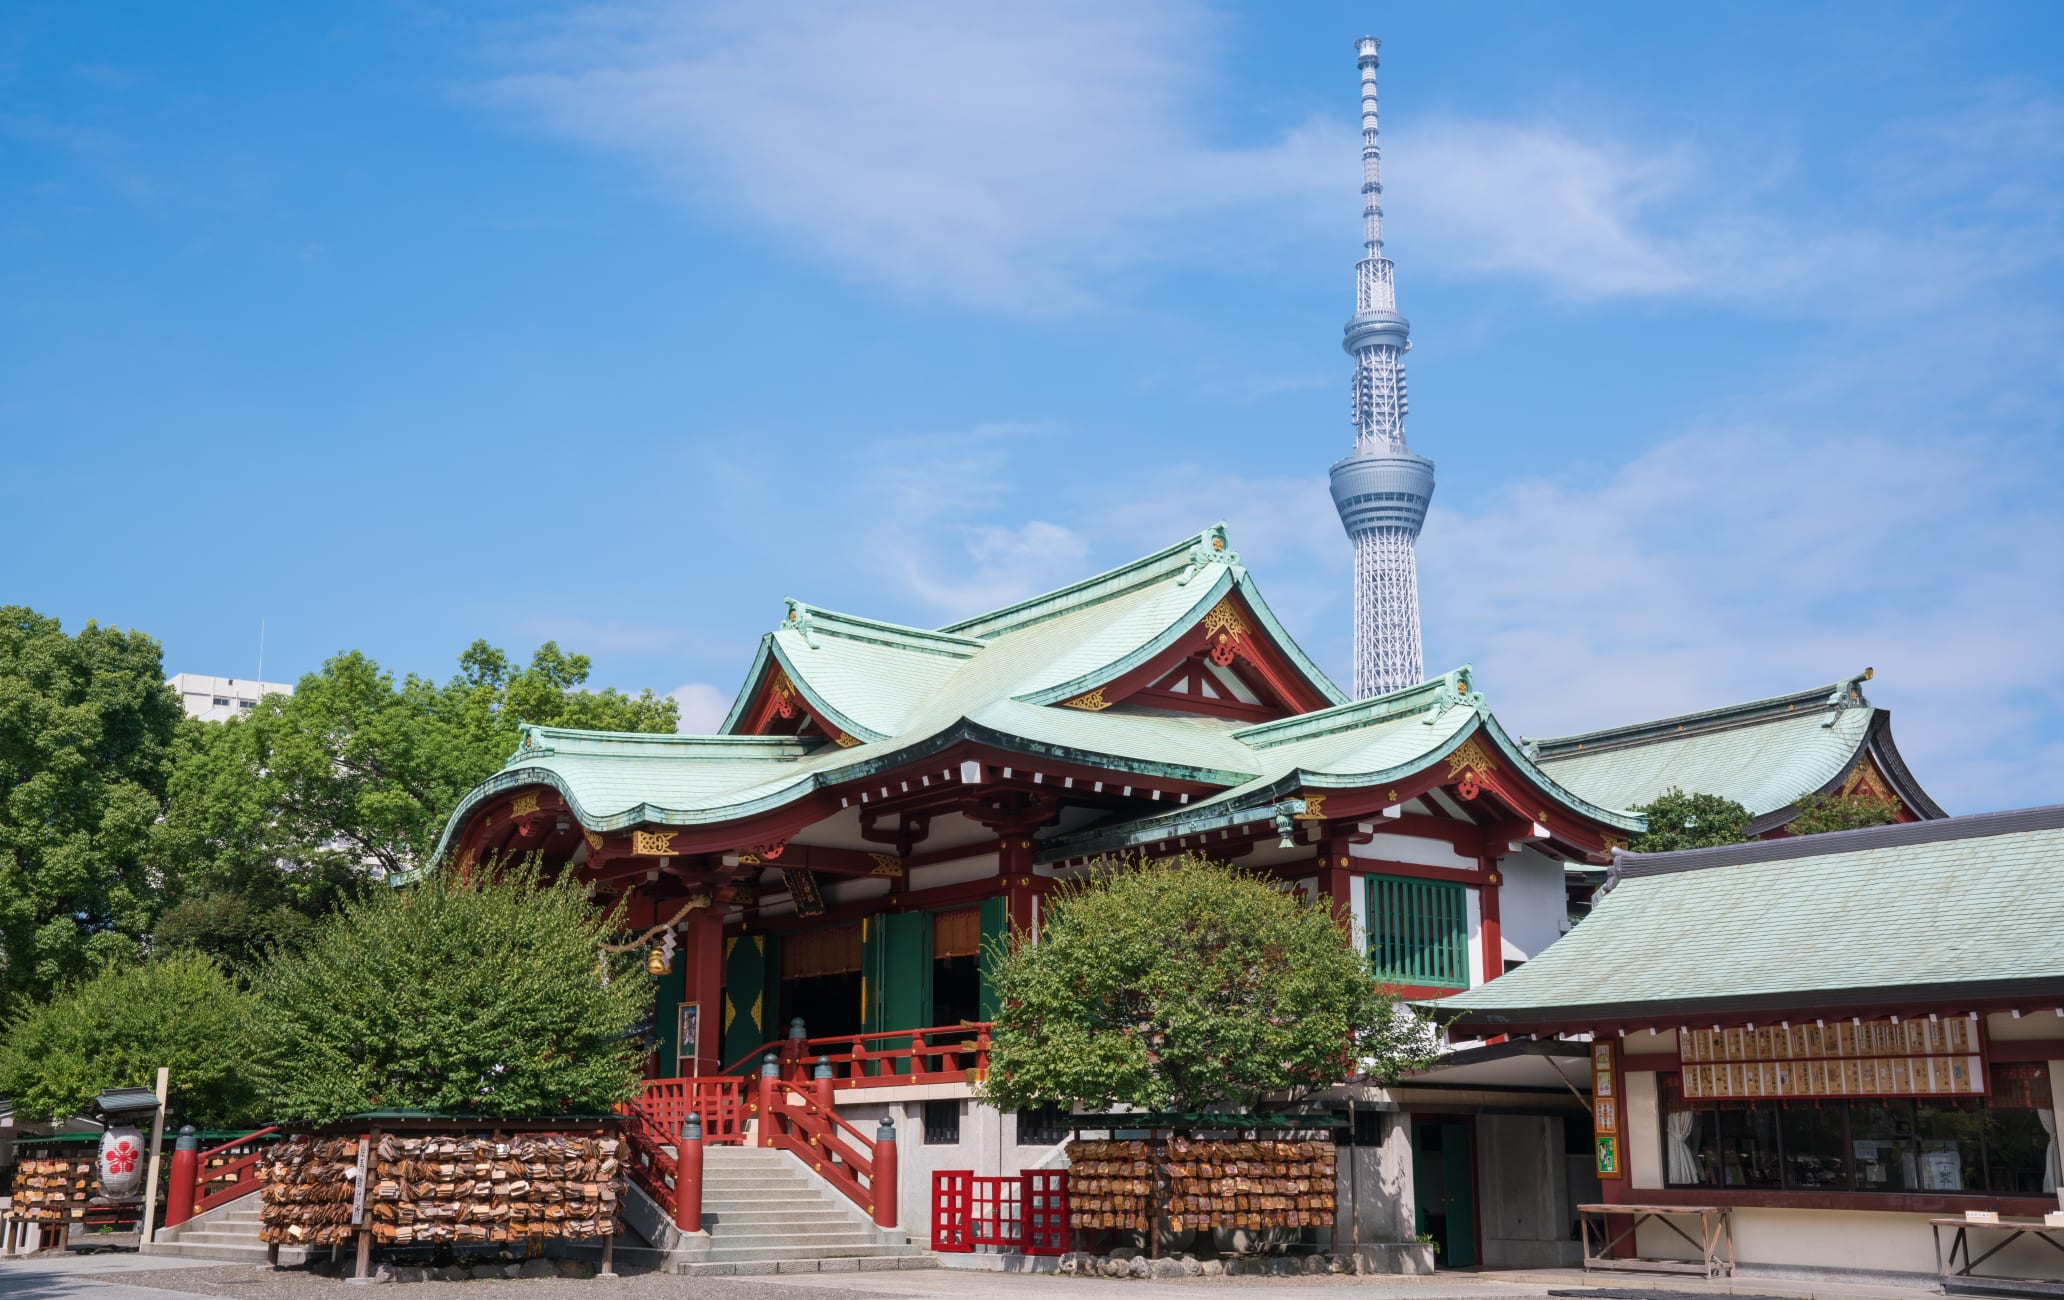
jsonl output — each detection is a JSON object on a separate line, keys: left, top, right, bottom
{"left": 674, "top": 1114, "right": 704, "bottom": 1234}
{"left": 871, "top": 1117, "right": 898, "bottom": 1230}
{"left": 598, "top": 1227, "right": 616, "bottom": 1279}
{"left": 351, "top": 1226, "right": 371, "bottom": 1282}
{"left": 813, "top": 1055, "right": 835, "bottom": 1113}
{"left": 164, "top": 1127, "right": 199, "bottom": 1230}
{"left": 139, "top": 1067, "right": 170, "bottom": 1244}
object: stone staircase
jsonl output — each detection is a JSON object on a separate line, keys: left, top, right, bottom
{"left": 143, "top": 1194, "right": 306, "bottom": 1265}
{"left": 143, "top": 1147, "right": 931, "bottom": 1276}
{"left": 678, "top": 1146, "right": 929, "bottom": 1274}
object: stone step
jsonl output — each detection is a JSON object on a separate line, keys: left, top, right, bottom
{"left": 677, "top": 1254, "right": 936, "bottom": 1276}
{"left": 699, "top": 1243, "right": 912, "bottom": 1263}
{"left": 167, "top": 1230, "right": 269, "bottom": 1246}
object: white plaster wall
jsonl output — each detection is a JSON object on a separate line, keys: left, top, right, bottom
{"left": 1331, "top": 1113, "right": 1414, "bottom": 1251}
{"left": 1497, "top": 848, "right": 1569, "bottom": 963}
{"left": 1351, "top": 835, "right": 1476, "bottom": 872}
{"left": 1635, "top": 1207, "right": 2064, "bottom": 1279}
{"left": 1625, "top": 1072, "right": 1662, "bottom": 1190}
{"left": 1991, "top": 1010, "right": 2064, "bottom": 1043}
{"left": 1465, "top": 890, "right": 1483, "bottom": 989}
{"left": 830, "top": 1097, "right": 1076, "bottom": 1245}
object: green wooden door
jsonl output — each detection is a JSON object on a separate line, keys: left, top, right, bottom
{"left": 866, "top": 911, "right": 931, "bottom": 1034}
{"left": 977, "top": 896, "right": 1008, "bottom": 1020}
{"left": 653, "top": 960, "right": 688, "bottom": 1075}
{"left": 722, "top": 932, "right": 779, "bottom": 1071}
{"left": 1411, "top": 1121, "right": 1476, "bottom": 1268}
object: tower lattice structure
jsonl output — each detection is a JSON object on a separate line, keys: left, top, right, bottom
{"left": 1329, "top": 36, "right": 1435, "bottom": 700}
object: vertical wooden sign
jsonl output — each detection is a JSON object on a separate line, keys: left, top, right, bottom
{"left": 350, "top": 1136, "right": 372, "bottom": 1224}
{"left": 1591, "top": 1042, "right": 1621, "bottom": 1178}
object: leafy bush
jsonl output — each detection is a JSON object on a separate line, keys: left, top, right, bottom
{"left": 980, "top": 854, "right": 1439, "bottom": 1113}
{"left": 251, "top": 859, "right": 651, "bottom": 1126}
{"left": 0, "top": 954, "right": 263, "bottom": 1128}
{"left": 1787, "top": 791, "right": 1899, "bottom": 836}
{"left": 1629, "top": 788, "right": 1755, "bottom": 853}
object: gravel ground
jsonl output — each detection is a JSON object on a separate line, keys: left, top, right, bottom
{"left": 92, "top": 1264, "right": 1551, "bottom": 1300}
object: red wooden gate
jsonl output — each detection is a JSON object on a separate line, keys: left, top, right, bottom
{"left": 930, "top": 1170, "right": 1068, "bottom": 1256}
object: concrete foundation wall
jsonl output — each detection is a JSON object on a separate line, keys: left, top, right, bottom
{"left": 1331, "top": 1113, "right": 1414, "bottom": 1252}
{"left": 828, "top": 1097, "right": 1067, "bottom": 1246}
{"left": 1473, "top": 1114, "right": 1579, "bottom": 1268}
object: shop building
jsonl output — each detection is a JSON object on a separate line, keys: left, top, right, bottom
{"left": 1439, "top": 805, "right": 2064, "bottom": 1283}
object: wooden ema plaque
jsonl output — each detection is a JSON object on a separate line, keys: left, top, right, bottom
{"left": 1677, "top": 1016, "right": 1985, "bottom": 1101}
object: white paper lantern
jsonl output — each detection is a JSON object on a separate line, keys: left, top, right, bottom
{"left": 98, "top": 1125, "right": 145, "bottom": 1198}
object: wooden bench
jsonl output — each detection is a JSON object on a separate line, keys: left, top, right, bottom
{"left": 1577, "top": 1203, "right": 1733, "bottom": 1279}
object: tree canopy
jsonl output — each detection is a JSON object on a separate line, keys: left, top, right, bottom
{"left": 1628, "top": 787, "right": 1755, "bottom": 853}
{"left": 0, "top": 954, "right": 263, "bottom": 1128}
{"left": 152, "top": 640, "right": 678, "bottom": 969}
{"left": 251, "top": 859, "right": 652, "bottom": 1126}
{"left": 980, "top": 855, "right": 1440, "bottom": 1114}
{"left": 0, "top": 607, "right": 184, "bottom": 1013}
{"left": 1786, "top": 791, "right": 1900, "bottom": 837}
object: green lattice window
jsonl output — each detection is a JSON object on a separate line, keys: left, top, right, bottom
{"left": 1366, "top": 874, "right": 1469, "bottom": 989}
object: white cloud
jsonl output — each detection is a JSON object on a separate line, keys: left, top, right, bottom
{"left": 671, "top": 681, "right": 734, "bottom": 733}
{"left": 477, "top": 0, "right": 1339, "bottom": 312}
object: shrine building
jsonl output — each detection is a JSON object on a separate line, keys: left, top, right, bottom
{"left": 428, "top": 525, "right": 1948, "bottom": 1263}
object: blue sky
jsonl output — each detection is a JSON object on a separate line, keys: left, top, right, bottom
{"left": 4, "top": 2, "right": 2061, "bottom": 811}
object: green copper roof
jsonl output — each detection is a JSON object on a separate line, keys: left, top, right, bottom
{"left": 1529, "top": 673, "right": 1881, "bottom": 816}
{"left": 1438, "top": 805, "right": 2064, "bottom": 1030}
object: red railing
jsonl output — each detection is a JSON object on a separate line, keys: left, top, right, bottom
{"left": 931, "top": 1170, "right": 1068, "bottom": 1256}
{"left": 720, "top": 1023, "right": 992, "bottom": 1088}
{"left": 191, "top": 1126, "right": 281, "bottom": 1216}
{"left": 620, "top": 1077, "right": 748, "bottom": 1208}
{"left": 757, "top": 1077, "right": 885, "bottom": 1219}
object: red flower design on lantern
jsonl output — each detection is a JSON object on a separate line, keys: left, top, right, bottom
{"left": 105, "top": 1139, "right": 138, "bottom": 1175}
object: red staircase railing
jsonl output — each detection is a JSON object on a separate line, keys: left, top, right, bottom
{"left": 757, "top": 1076, "right": 891, "bottom": 1222}
{"left": 166, "top": 1125, "right": 281, "bottom": 1227}
{"left": 930, "top": 1170, "right": 1068, "bottom": 1256}
{"left": 621, "top": 1077, "right": 747, "bottom": 1208}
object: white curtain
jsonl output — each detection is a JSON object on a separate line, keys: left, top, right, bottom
{"left": 2039, "top": 1105, "right": 2059, "bottom": 1196}
{"left": 1666, "top": 1110, "right": 1700, "bottom": 1185}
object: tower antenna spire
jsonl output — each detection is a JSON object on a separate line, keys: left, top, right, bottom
{"left": 1330, "top": 35, "right": 1434, "bottom": 698}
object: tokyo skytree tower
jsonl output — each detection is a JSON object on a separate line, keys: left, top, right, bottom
{"left": 1328, "top": 36, "right": 1435, "bottom": 700}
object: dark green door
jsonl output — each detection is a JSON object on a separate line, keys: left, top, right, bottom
{"left": 721, "top": 932, "right": 779, "bottom": 1070}
{"left": 1411, "top": 1121, "right": 1476, "bottom": 1268}
{"left": 867, "top": 911, "right": 931, "bottom": 1036}
{"left": 977, "top": 895, "right": 1008, "bottom": 1020}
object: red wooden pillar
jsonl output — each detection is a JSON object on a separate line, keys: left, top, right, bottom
{"left": 674, "top": 1114, "right": 705, "bottom": 1234}
{"left": 872, "top": 1117, "right": 900, "bottom": 1229}
{"left": 164, "top": 1127, "right": 198, "bottom": 1229}
{"left": 681, "top": 906, "right": 724, "bottom": 1076}
{"left": 1317, "top": 834, "right": 1353, "bottom": 930}
{"left": 1479, "top": 855, "right": 1504, "bottom": 986}
{"left": 999, "top": 838, "right": 1037, "bottom": 940}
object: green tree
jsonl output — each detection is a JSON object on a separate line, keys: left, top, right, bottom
{"left": 251, "top": 859, "right": 651, "bottom": 1126}
{"left": 1628, "top": 787, "right": 1756, "bottom": 853}
{"left": 1787, "top": 791, "right": 1899, "bottom": 837}
{"left": 0, "top": 954, "right": 263, "bottom": 1128}
{"left": 153, "top": 640, "right": 678, "bottom": 968}
{"left": 980, "top": 855, "right": 1440, "bottom": 1114}
{"left": 0, "top": 607, "right": 184, "bottom": 1012}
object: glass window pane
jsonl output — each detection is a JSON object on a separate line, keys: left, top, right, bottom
{"left": 1779, "top": 1103, "right": 1850, "bottom": 1190}
{"left": 1985, "top": 1063, "right": 2058, "bottom": 1195}
{"left": 1849, "top": 1099, "right": 1918, "bottom": 1192}
{"left": 1715, "top": 1104, "right": 1780, "bottom": 1188}
{"left": 1661, "top": 1076, "right": 1719, "bottom": 1187}
{"left": 1913, "top": 1098, "right": 1985, "bottom": 1193}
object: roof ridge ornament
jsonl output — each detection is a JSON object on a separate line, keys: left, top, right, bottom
{"left": 1821, "top": 666, "right": 1873, "bottom": 728}
{"left": 1177, "top": 523, "right": 1239, "bottom": 585}
{"left": 1421, "top": 665, "right": 1475, "bottom": 725}
{"left": 783, "top": 598, "right": 820, "bottom": 650}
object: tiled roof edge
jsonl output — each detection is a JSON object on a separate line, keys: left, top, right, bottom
{"left": 938, "top": 525, "right": 1234, "bottom": 637}
{"left": 783, "top": 602, "right": 986, "bottom": 658}
{"left": 1531, "top": 670, "right": 1873, "bottom": 758}
{"left": 1612, "top": 803, "right": 2064, "bottom": 882}
{"left": 1234, "top": 667, "right": 1474, "bottom": 748}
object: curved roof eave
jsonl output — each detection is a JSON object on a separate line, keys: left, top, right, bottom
{"left": 713, "top": 632, "right": 891, "bottom": 745}
{"left": 419, "top": 713, "right": 1263, "bottom": 879}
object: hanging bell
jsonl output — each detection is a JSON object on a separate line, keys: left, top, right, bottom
{"left": 647, "top": 947, "right": 670, "bottom": 976}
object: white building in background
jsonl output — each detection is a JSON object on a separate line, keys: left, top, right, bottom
{"left": 166, "top": 673, "right": 293, "bottom": 722}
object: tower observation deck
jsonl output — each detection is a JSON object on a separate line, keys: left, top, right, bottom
{"left": 1329, "top": 35, "right": 1433, "bottom": 699}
